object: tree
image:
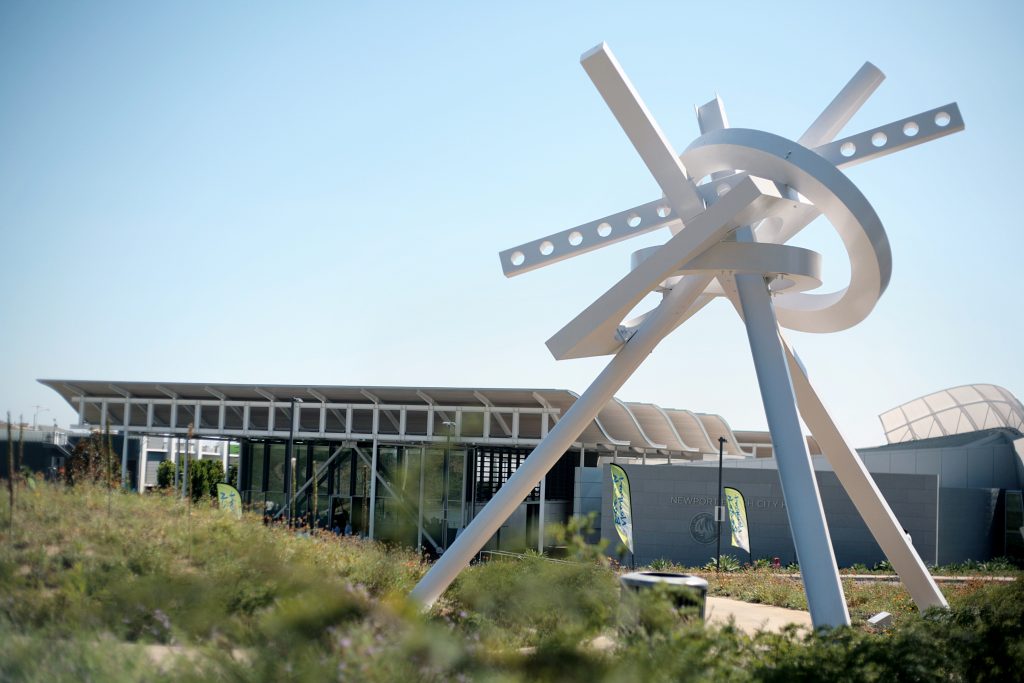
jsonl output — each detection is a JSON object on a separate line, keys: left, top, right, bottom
{"left": 64, "top": 431, "right": 120, "bottom": 488}
{"left": 156, "top": 459, "right": 225, "bottom": 501}
{"left": 156, "top": 460, "right": 176, "bottom": 489}
{"left": 186, "top": 459, "right": 224, "bottom": 501}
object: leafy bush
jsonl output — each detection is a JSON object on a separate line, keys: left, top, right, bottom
{"left": 186, "top": 459, "right": 223, "bottom": 500}
{"left": 64, "top": 430, "right": 120, "bottom": 488}
{"left": 155, "top": 459, "right": 223, "bottom": 500}
{"left": 156, "top": 459, "right": 175, "bottom": 489}
{"left": 940, "top": 556, "right": 1022, "bottom": 573}
{"left": 2, "top": 483, "right": 1023, "bottom": 681}
{"left": 703, "top": 554, "right": 742, "bottom": 572}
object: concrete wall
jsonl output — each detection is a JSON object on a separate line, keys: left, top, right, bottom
{"left": 937, "top": 488, "right": 1000, "bottom": 564}
{"left": 574, "top": 466, "right": 604, "bottom": 543}
{"left": 600, "top": 463, "right": 940, "bottom": 568}
{"left": 860, "top": 443, "right": 1020, "bottom": 489}
{"left": 1014, "top": 438, "right": 1024, "bottom": 490}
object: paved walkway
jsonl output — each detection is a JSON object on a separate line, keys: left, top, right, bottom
{"left": 705, "top": 596, "right": 812, "bottom": 635}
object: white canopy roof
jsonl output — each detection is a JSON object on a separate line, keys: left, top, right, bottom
{"left": 879, "top": 384, "right": 1024, "bottom": 444}
{"left": 40, "top": 379, "right": 751, "bottom": 456}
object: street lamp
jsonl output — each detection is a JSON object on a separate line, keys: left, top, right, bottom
{"left": 32, "top": 405, "right": 49, "bottom": 429}
{"left": 286, "top": 397, "right": 303, "bottom": 527}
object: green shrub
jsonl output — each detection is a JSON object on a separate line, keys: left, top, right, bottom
{"left": 940, "top": 556, "right": 1022, "bottom": 573}
{"left": 156, "top": 460, "right": 175, "bottom": 489}
{"left": 186, "top": 459, "right": 223, "bottom": 500}
{"left": 3, "top": 484, "right": 1023, "bottom": 681}
{"left": 649, "top": 557, "right": 675, "bottom": 571}
{"left": 703, "top": 554, "right": 742, "bottom": 572}
{"left": 156, "top": 459, "right": 226, "bottom": 499}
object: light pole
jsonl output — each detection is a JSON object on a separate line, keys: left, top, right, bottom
{"left": 716, "top": 436, "right": 726, "bottom": 573}
{"left": 286, "top": 397, "right": 303, "bottom": 527}
{"left": 32, "top": 405, "right": 49, "bottom": 429}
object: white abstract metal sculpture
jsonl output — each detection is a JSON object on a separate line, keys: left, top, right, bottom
{"left": 412, "top": 44, "right": 964, "bottom": 628}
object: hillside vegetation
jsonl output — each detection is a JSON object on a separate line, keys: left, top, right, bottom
{"left": 1, "top": 481, "right": 1022, "bottom": 681}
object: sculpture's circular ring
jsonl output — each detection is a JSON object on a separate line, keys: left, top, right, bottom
{"left": 681, "top": 129, "right": 892, "bottom": 333}
{"left": 631, "top": 242, "right": 823, "bottom": 294}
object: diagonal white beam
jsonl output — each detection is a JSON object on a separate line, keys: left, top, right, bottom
{"left": 814, "top": 103, "right": 964, "bottom": 169}
{"left": 254, "top": 387, "right": 277, "bottom": 403}
{"left": 109, "top": 384, "right": 131, "bottom": 399}
{"left": 474, "top": 391, "right": 512, "bottom": 437}
{"left": 547, "top": 176, "right": 786, "bottom": 359}
{"left": 782, "top": 334, "right": 948, "bottom": 611}
{"left": 155, "top": 384, "right": 178, "bottom": 400}
{"left": 696, "top": 94, "right": 730, "bottom": 134}
{"left": 732, "top": 224, "right": 849, "bottom": 628}
{"left": 500, "top": 99, "right": 963, "bottom": 280}
{"left": 581, "top": 43, "right": 704, "bottom": 222}
{"left": 412, "top": 249, "right": 716, "bottom": 608}
{"left": 353, "top": 444, "right": 443, "bottom": 553}
{"left": 799, "top": 62, "right": 885, "bottom": 148}
{"left": 204, "top": 386, "right": 226, "bottom": 401}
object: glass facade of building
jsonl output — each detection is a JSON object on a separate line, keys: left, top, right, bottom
{"left": 239, "top": 439, "right": 579, "bottom": 554}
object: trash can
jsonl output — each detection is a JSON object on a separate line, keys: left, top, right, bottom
{"left": 619, "top": 571, "right": 709, "bottom": 620}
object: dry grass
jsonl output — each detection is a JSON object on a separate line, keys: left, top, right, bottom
{"left": 1, "top": 480, "right": 1021, "bottom": 681}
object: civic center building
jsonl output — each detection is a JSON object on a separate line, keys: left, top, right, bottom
{"left": 40, "top": 379, "right": 1024, "bottom": 567}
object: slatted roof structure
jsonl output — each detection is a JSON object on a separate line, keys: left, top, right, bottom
{"left": 40, "top": 379, "right": 752, "bottom": 457}
{"left": 879, "top": 384, "right": 1024, "bottom": 444}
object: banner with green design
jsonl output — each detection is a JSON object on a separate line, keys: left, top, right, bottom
{"left": 216, "top": 483, "right": 243, "bottom": 520}
{"left": 724, "top": 486, "right": 749, "bottom": 553}
{"left": 610, "top": 464, "right": 634, "bottom": 554}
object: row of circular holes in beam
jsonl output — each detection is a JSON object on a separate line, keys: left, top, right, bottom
{"left": 509, "top": 204, "right": 674, "bottom": 266}
{"left": 839, "top": 110, "right": 952, "bottom": 158}
{"left": 508, "top": 111, "right": 953, "bottom": 268}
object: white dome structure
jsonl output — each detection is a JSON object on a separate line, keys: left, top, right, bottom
{"left": 879, "top": 384, "right": 1024, "bottom": 444}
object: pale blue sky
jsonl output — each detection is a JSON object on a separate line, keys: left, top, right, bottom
{"left": 2, "top": 1, "right": 1021, "bottom": 446}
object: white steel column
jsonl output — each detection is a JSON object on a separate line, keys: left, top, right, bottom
{"left": 783, "top": 337, "right": 948, "bottom": 610}
{"left": 733, "top": 227, "right": 849, "bottom": 628}
{"left": 121, "top": 399, "right": 130, "bottom": 486}
{"left": 138, "top": 436, "right": 148, "bottom": 495}
{"left": 368, "top": 437, "right": 378, "bottom": 540}
{"left": 418, "top": 447, "right": 426, "bottom": 550}
{"left": 412, "top": 273, "right": 712, "bottom": 607}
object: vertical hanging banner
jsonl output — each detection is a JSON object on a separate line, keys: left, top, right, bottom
{"left": 723, "top": 486, "right": 749, "bottom": 554}
{"left": 216, "top": 483, "right": 243, "bottom": 520}
{"left": 609, "top": 464, "right": 634, "bottom": 554}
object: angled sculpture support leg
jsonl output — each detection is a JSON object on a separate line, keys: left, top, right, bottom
{"left": 733, "top": 231, "right": 850, "bottom": 629}
{"left": 410, "top": 274, "right": 713, "bottom": 608}
{"left": 782, "top": 336, "right": 948, "bottom": 611}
